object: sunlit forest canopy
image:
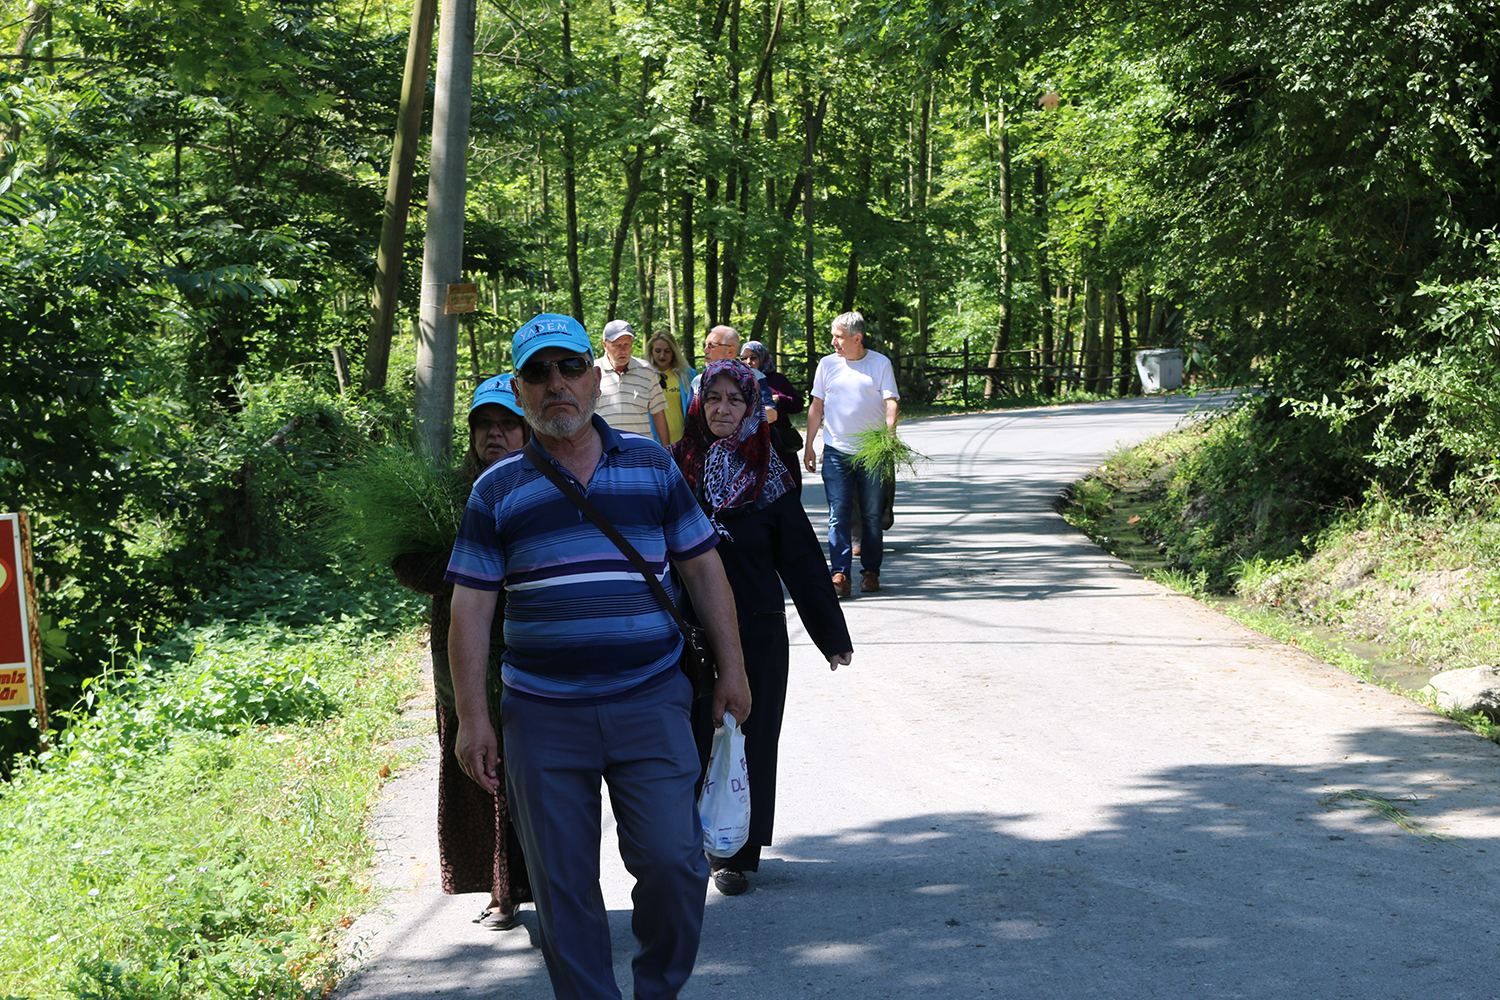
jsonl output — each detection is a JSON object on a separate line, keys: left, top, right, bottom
{"left": 2, "top": 0, "right": 1497, "bottom": 760}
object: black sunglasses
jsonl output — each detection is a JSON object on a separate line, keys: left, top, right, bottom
{"left": 518, "top": 357, "right": 592, "bottom": 384}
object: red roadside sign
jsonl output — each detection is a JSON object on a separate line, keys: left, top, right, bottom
{"left": 0, "top": 513, "right": 40, "bottom": 714}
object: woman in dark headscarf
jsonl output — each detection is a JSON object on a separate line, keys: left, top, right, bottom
{"left": 391, "top": 374, "right": 532, "bottom": 929}
{"left": 671, "top": 359, "right": 853, "bottom": 897}
{"left": 739, "top": 339, "right": 805, "bottom": 493}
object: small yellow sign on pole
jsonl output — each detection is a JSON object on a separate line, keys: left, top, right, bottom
{"left": 444, "top": 283, "right": 478, "bottom": 315}
{"left": 0, "top": 513, "right": 43, "bottom": 729}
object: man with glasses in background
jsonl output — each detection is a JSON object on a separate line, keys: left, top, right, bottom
{"left": 447, "top": 313, "right": 751, "bottom": 1000}
{"left": 691, "top": 324, "right": 777, "bottom": 425}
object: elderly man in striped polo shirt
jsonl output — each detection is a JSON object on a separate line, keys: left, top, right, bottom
{"left": 594, "top": 318, "right": 670, "bottom": 444}
{"left": 447, "top": 313, "right": 750, "bottom": 1000}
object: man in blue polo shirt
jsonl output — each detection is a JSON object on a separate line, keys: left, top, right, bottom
{"left": 447, "top": 313, "right": 750, "bottom": 1000}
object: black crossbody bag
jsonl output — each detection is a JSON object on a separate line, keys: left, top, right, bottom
{"left": 522, "top": 441, "right": 718, "bottom": 700}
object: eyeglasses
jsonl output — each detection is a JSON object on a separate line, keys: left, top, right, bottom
{"left": 706, "top": 341, "right": 735, "bottom": 350}
{"left": 518, "top": 357, "right": 592, "bottom": 384}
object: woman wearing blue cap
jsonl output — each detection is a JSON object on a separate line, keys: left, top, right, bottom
{"left": 390, "top": 374, "right": 533, "bottom": 929}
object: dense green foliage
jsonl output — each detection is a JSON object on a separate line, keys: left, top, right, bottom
{"left": 1070, "top": 405, "right": 1363, "bottom": 593}
{"left": 0, "top": 574, "right": 425, "bottom": 999}
{"left": 3, "top": 0, "right": 1499, "bottom": 988}
{"left": 3, "top": 0, "right": 1498, "bottom": 757}
{"left": 323, "top": 444, "right": 469, "bottom": 568}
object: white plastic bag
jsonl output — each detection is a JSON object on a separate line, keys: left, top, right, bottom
{"left": 698, "top": 713, "right": 750, "bottom": 858}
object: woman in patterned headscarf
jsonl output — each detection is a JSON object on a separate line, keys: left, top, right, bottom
{"left": 738, "top": 340, "right": 805, "bottom": 494}
{"left": 670, "top": 359, "right": 853, "bottom": 897}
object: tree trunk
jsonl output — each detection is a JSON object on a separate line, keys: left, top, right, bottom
{"left": 1058, "top": 284, "right": 1077, "bottom": 389}
{"left": 769, "top": 298, "right": 784, "bottom": 366}
{"left": 666, "top": 220, "right": 680, "bottom": 342}
{"left": 680, "top": 168, "right": 697, "bottom": 361}
{"left": 539, "top": 158, "right": 552, "bottom": 302}
{"left": 606, "top": 55, "right": 654, "bottom": 323}
{"left": 633, "top": 217, "right": 651, "bottom": 332}
{"left": 414, "top": 0, "right": 476, "bottom": 464}
{"left": 1116, "top": 282, "right": 1134, "bottom": 396}
{"left": 365, "top": 0, "right": 438, "bottom": 392}
{"left": 749, "top": 91, "right": 826, "bottom": 348}
{"left": 748, "top": 171, "right": 804, "bottom": 346}
{"left": 983, "top": 93, "right": 1013, "bottom": 400}
{"left": 1102, "top": 272, "right": 1117, "bottom": 396}
{"left": 1036, "top": 160, "right": 1055, "bottom": 396}
{"left": 607, "top": 140, "right": 648, "bottom": 322}
{"left": 802, "top": 88, "right": 816, "bottom": 376}
{"left": 1082, "top": 276, "right": 1101, "bottom": 392}
{"left": 705, "top": 173, "right": 719, "bottom": 329}
{"left": 913, "top": 77, "right": 933, "bottom": 362}
{"left": 7, "top": 2, "right": 48, "bottom": 77}
{"left": 562, "top": 2, "right": 584, "bottom": 323}
{"left": 1148, "top": 296, "right": 1165, "bottom": 344}
{"left": 841, "top": 150, "right": 871, "bottom": 315}
{"left": 841, "top": 252, "right": 858, "bottom": 315}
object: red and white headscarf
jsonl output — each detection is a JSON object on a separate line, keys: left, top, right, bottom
{"left": 670, "top": 360, "right": 794, "bottom": 529}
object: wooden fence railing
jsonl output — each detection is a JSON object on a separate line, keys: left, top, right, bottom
{"left": 778, "top": 341, "right": 1165, "bottom": 404}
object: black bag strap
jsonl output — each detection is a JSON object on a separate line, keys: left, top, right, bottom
{"left": 522, "top": 441, "right": 689, "bottom": 630}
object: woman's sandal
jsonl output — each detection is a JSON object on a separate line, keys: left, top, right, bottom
{"left": 476, "top": 906, "right": 518, "bottom": 930}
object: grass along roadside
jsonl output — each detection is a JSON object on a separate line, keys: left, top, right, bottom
{"left": 1058, "top": 410, "right": 1500, "bottom": 744}
{"left": 0, "top": 614, "right": 429, "bottom": 999}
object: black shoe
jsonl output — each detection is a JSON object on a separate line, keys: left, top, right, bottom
{"left": 476, "top": 906, "right": 517, "bottom": 930}
{"left": 712, "top": 869, "right": 749, "bottom": 895}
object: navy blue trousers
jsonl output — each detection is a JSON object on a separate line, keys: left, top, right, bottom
{"left": 502, "top": 669, "right": 708, "bottom": 1000}
{"left": 822, "top": 445, "right": 885, "bottom": 575}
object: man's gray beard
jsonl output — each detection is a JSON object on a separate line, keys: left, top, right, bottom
{"left": 523, "top": 385, "right": 596, "bottom": 438}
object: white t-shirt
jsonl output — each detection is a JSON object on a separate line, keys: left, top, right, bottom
{"left": 810, "top": 350, "right": 899, "bottom": 454}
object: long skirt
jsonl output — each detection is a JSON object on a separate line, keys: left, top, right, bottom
{"left": 691, "top": 612, "right": 790, "bottom": 872}
{"left": 432, "top": 649, "right": 532, "bottom": 907}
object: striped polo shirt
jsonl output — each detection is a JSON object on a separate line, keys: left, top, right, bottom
{"left": 446, "top": 416, "right": 718, "bottom": 700}
{"left": 595, "top": 355, "right": 667, "bottom": 437}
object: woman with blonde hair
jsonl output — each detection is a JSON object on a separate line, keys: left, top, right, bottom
{"left": 646, "top": 328, "right": 696, "bottom": 445}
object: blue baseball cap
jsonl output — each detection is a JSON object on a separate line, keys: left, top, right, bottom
{"left": 470, "top": 373, "right": 524, "bottom": 417}
{"left": 510, "top": 313, "right": 592, "bottom": 371}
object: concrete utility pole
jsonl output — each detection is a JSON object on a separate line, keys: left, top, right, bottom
{"left": 364, "top": 0, "right": 439, "bottom": 392}
{"left": 413, "top": 0, "right": 476, "bottom": 463}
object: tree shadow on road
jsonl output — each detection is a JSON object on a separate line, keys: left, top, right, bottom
{"left": 692, "top": 723, "right": 1498, "bottom": 1000}
{"left": 336, "top": 721, "right": 1499, "bottom": 1000}
{"left": 801, "top": 473, "right": 1145, "bottom": 605}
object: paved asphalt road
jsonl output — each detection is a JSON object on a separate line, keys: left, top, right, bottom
{"left": 334, "top": 394, "right": 1500, "bottom": 1000}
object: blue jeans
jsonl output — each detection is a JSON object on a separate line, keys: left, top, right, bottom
{"left": 822, "top": 445, "right": 884, "bottom": 576}
{"left": 502, "top": 669, "right": 707, "bottom": 1000}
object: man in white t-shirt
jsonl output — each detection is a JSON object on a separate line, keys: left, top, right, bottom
{"left": 803, "top": 311, "right": 900, "bottom": 597}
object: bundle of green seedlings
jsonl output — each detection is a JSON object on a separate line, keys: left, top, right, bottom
{"left": 850, "top": 427, "right": 926, "bottom": 479}
{"left": 325, "top": 446, "right": 469, "bottom": 567}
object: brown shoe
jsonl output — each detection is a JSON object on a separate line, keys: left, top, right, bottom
{"left": 852, "top": 542, "right": 861, "bottom": 557}
{"left": 832, "top": 572, "right": 851, "bottom": 598}
{"left": 860, "top": 571, "right": 880, "bottom": 593}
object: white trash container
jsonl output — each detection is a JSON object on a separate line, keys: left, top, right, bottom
{"left": 1134, "top": 348, "right": 1183, "bottom": 392}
